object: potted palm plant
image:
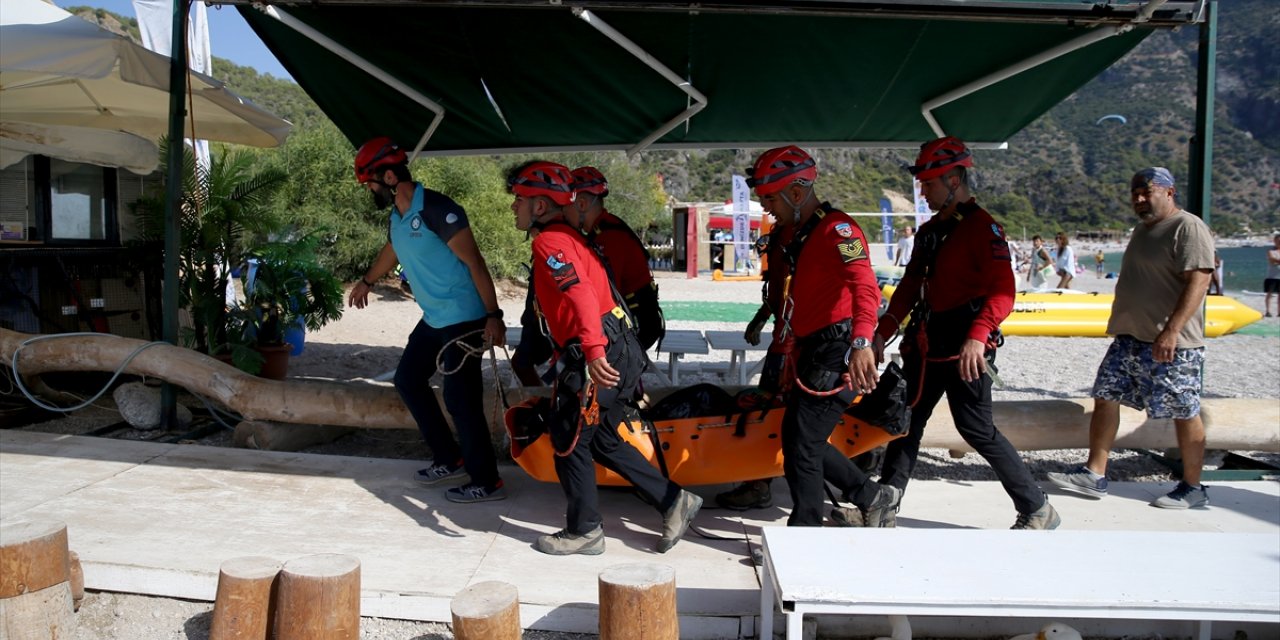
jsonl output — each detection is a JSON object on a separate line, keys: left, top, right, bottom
{"left": 229, "top": 232, "right": 344, "bottom": 379}
{"left": 133, "top": 141, "right": 288, "bottom": 358}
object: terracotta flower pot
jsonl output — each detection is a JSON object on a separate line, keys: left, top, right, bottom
{"left": 255, "top": 344, "right": 292, "bottom": 380}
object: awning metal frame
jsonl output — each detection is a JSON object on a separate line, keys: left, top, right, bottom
{"left": 921, "top": 0, "right": 1170, "bottom": 137}
{"left": 571, "top": 8, "right": 708, "bottom": 156}
{"left": 253, "top": 3, "right": 447, "bottom": 159}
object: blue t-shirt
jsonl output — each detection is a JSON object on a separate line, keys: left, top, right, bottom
{"left": 388, "top": 184, "right": 485, "bottom": 328}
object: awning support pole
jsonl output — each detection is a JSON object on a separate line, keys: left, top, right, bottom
{"left": 920, "top": 0, "right": 1168, "bottom": 138}
{"left": 161, "top": 0, "right": 191, "bottom": 429}
{"left": 572, "top": 8, "right": 707, "bottom": 156}
{"left": 1187, "top": 0, "right": 1216, "bottom": 223}
{"left": 254, "top": 4, "right": 445, "bottom": 159}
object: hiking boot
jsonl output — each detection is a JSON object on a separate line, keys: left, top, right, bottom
{"left": 862, "top": 484, "right": 902, "bottom": 528}
{"left": 657, "top": 490, "right": 703, "bottom": 553}
{"left": 445, "top": 480, "right": 506, "bottom": 503}
{"left": 1047, "top": 466, "right": 1108, "bottom": 498}
{"left": 715, "top": 479, "right": 772, "bottom": 510}
{"left": 1151, "top": 481, "right": 1209, "bottom": 509}
{"left": 534, "top": 526, "right": 605, "bottom": 556}
{"left": 1011, "top": 501, "right": 1061, "bottom": 530}
{"left": 415, "top": 459, "right": 466, "bottom": 486}
{"left": 829, "top": 506, "right": 866, "bottom": 528}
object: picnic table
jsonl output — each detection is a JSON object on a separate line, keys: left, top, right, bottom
{"left": 654, "top": 329, "right": 708, "bottom": 385}
{"left": 703, "top": 330, "right": 772, "bottom": 385}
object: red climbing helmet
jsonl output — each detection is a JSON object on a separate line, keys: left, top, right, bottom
{"left": 354, "top": 136, "right": 408, "bottom": 183}
{"left": 508, "top": 161, "right": 575, "bottom": 206}
{"left": 746, "top": 146, "right": 817, "bottom": 195}
{"left": 571, "top": 166, "right": 609, "bottom": 197}
{"left": 908, "top": 136, "right": 973, "bottom": 181}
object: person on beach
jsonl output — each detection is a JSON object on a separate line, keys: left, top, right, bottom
{"left": 1027, "top": 235, "right": 1053, "bottom": 290}
{"left": 1054, "top": 232, "right": 1076, "bottom": 289}
{"left": 871, "top": 136, "right": 1060, "bottom": 530}
{"left": 510, "top": 167, "right": 665, "bottom": 385}
{"left": 745, "top": 145, "right": 899, "bottom": 527}
{"left": 1048, "top": 167, "right": 1216, "bottom": 509}
{"left": 1267, "top": 234, "right": 1280, "bottom": 317}
{"left": 1095, "top": 249, "right": 1106, "bottom": 278}
{"left": 713, "top": 213, "right": 797, "bottom": 511}
{"left": 894, "top": 226, "right": 915, "bottom": 267}
{"left": 570, "top": 166, "right": 665, "bottom": 351}
{"left": 347, "top": 137, "right": 507, "bottom": 503}
{"left": 508, "top": 160, "right": 700, "bottom": 555}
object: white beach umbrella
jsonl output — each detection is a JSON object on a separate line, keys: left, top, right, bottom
{"left": 0, "top": 0, "right": 290, "bottom": 171}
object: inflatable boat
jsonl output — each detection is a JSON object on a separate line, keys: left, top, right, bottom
{"left": 881, "top": 285, "right": 1262, "bottom": 338}
{"left": 504, "top": 393, "right": 901, "bottom": 487}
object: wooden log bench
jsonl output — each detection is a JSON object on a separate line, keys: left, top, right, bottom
{"left": 759, "top": 528, "right": 1279, "bottom": 640}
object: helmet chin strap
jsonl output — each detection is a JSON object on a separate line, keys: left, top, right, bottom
{"left": 779, "top": 184, "right": 816, "bottom": 224}
{"left": 937, "top": 178, "right": 960, "bottom": 213}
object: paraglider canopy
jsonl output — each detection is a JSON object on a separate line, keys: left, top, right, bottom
{"left": 1095, "top": 114, "right": 1127, "bottom": 125}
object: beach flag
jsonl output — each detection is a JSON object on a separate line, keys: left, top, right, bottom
{"left": 880, "top": 198, "right": 894, "bottom": 262}
{"left": 731, "top": 174, "right": 751, "bottom": 272}
{"left": 913, "top": 178, "right": 932, "bottom": 229}
{"left": 132, "top": 0, "right": 212, "bottom": 170}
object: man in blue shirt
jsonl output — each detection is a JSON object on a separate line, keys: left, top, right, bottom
{"left": 348, "top": 137, "right": 507, "bottom": 503}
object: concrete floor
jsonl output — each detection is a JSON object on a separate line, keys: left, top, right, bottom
{"left": 2, "top": 430, "right": 1277, "bottom": 638}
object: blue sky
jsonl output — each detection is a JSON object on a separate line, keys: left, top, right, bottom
{"left": 65, "top": 1, "right": 293, "bottom": 80}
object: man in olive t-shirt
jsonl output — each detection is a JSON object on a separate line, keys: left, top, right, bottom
{"left": 1048, "top": 167, "right": 1215, "bottom": 510}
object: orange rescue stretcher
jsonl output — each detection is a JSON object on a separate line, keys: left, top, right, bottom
{"left": 503, "top": 394, "right": 902, "bottom": 487}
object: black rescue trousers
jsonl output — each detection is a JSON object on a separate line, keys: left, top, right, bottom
{"left": 549, "top": 309, "right": 681, "bottom": 535}
{"left": 395, "top": 318, "right": 500, "bottom": 487}
{"left": 782, "top": 321, "right": 881, "bottom": 527}
{"left": 879, "top": 317, "right": 1045, "bottom": 515}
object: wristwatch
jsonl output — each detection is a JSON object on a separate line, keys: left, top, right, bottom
{"left": 851, "top": 336, "right": 871, "bottom": 350}
{"left": 485, "top": 309, "right": 504, "bottom": 320}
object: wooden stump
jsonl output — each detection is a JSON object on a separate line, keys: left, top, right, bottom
{"left": 0, "top": 520, "right": 75, "bottom": 640}
{"left": 598, "top": 563, "right": 677, "bottom": 640}
{"left": 210, "top": 556, "right": 281, "bottom": 640}
{"left": 450, "top": 581, "right": 520, "bottom": 640}
{"left": 67, "top": 551, "right": 83, "bottom": 612}
{"left": 273, "top": 554, "right": 360, "bottom": 640}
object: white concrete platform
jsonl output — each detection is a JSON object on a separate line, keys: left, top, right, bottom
{"left": 2, "top": 429, "right": 1278, "bottom": 638}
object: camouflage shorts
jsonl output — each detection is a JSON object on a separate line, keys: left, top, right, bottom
{"left": 1091, "top": 335, "right": 1204, "bottom": 420}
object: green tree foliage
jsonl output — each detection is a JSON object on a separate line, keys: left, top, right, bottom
{"left": 249, "top": 121, "right": 379, "bottom": 281}
{"left": 415, "top": 156, "right": 528, "bottom": 278}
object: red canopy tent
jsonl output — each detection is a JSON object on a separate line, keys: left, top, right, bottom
{"left": 708, "top": 215, "right": 761, "bottom": 231}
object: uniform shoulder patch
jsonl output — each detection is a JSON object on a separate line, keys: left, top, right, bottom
{"left": 834, "top": 222, "right": 853, "bottom": 238}
{"left": 547, "top": 252, "right": 580, "bottom": 291}
{"left": 837, "top": 237, "right": 867, "bottom": 263}
{"left": 990, "top": 239, "right": 1011, "bottom": 262}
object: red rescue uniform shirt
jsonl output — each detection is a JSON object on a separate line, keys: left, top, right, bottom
{"left": 875, "top": 199, "right": 1014, "bottom": 344}
{"left": 787, "top": 207, "right": 881, "bottom": 340}
{"left": 592, "top": 210, "right": 654, "bottom": 297}
{"left": 531, "top": 222, "right": 615, "bottom": 363}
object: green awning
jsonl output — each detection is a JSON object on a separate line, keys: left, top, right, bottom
{"left": 229, "top": 0, "right": 1201, "bottom": 156}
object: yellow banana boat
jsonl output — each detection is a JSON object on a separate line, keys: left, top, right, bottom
{"left": 880, "top": 284, "right": 1262, "bottom": 338}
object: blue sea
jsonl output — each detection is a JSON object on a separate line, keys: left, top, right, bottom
{"left": 1103, "top": 244, "right": 1273, "bottom": 294}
